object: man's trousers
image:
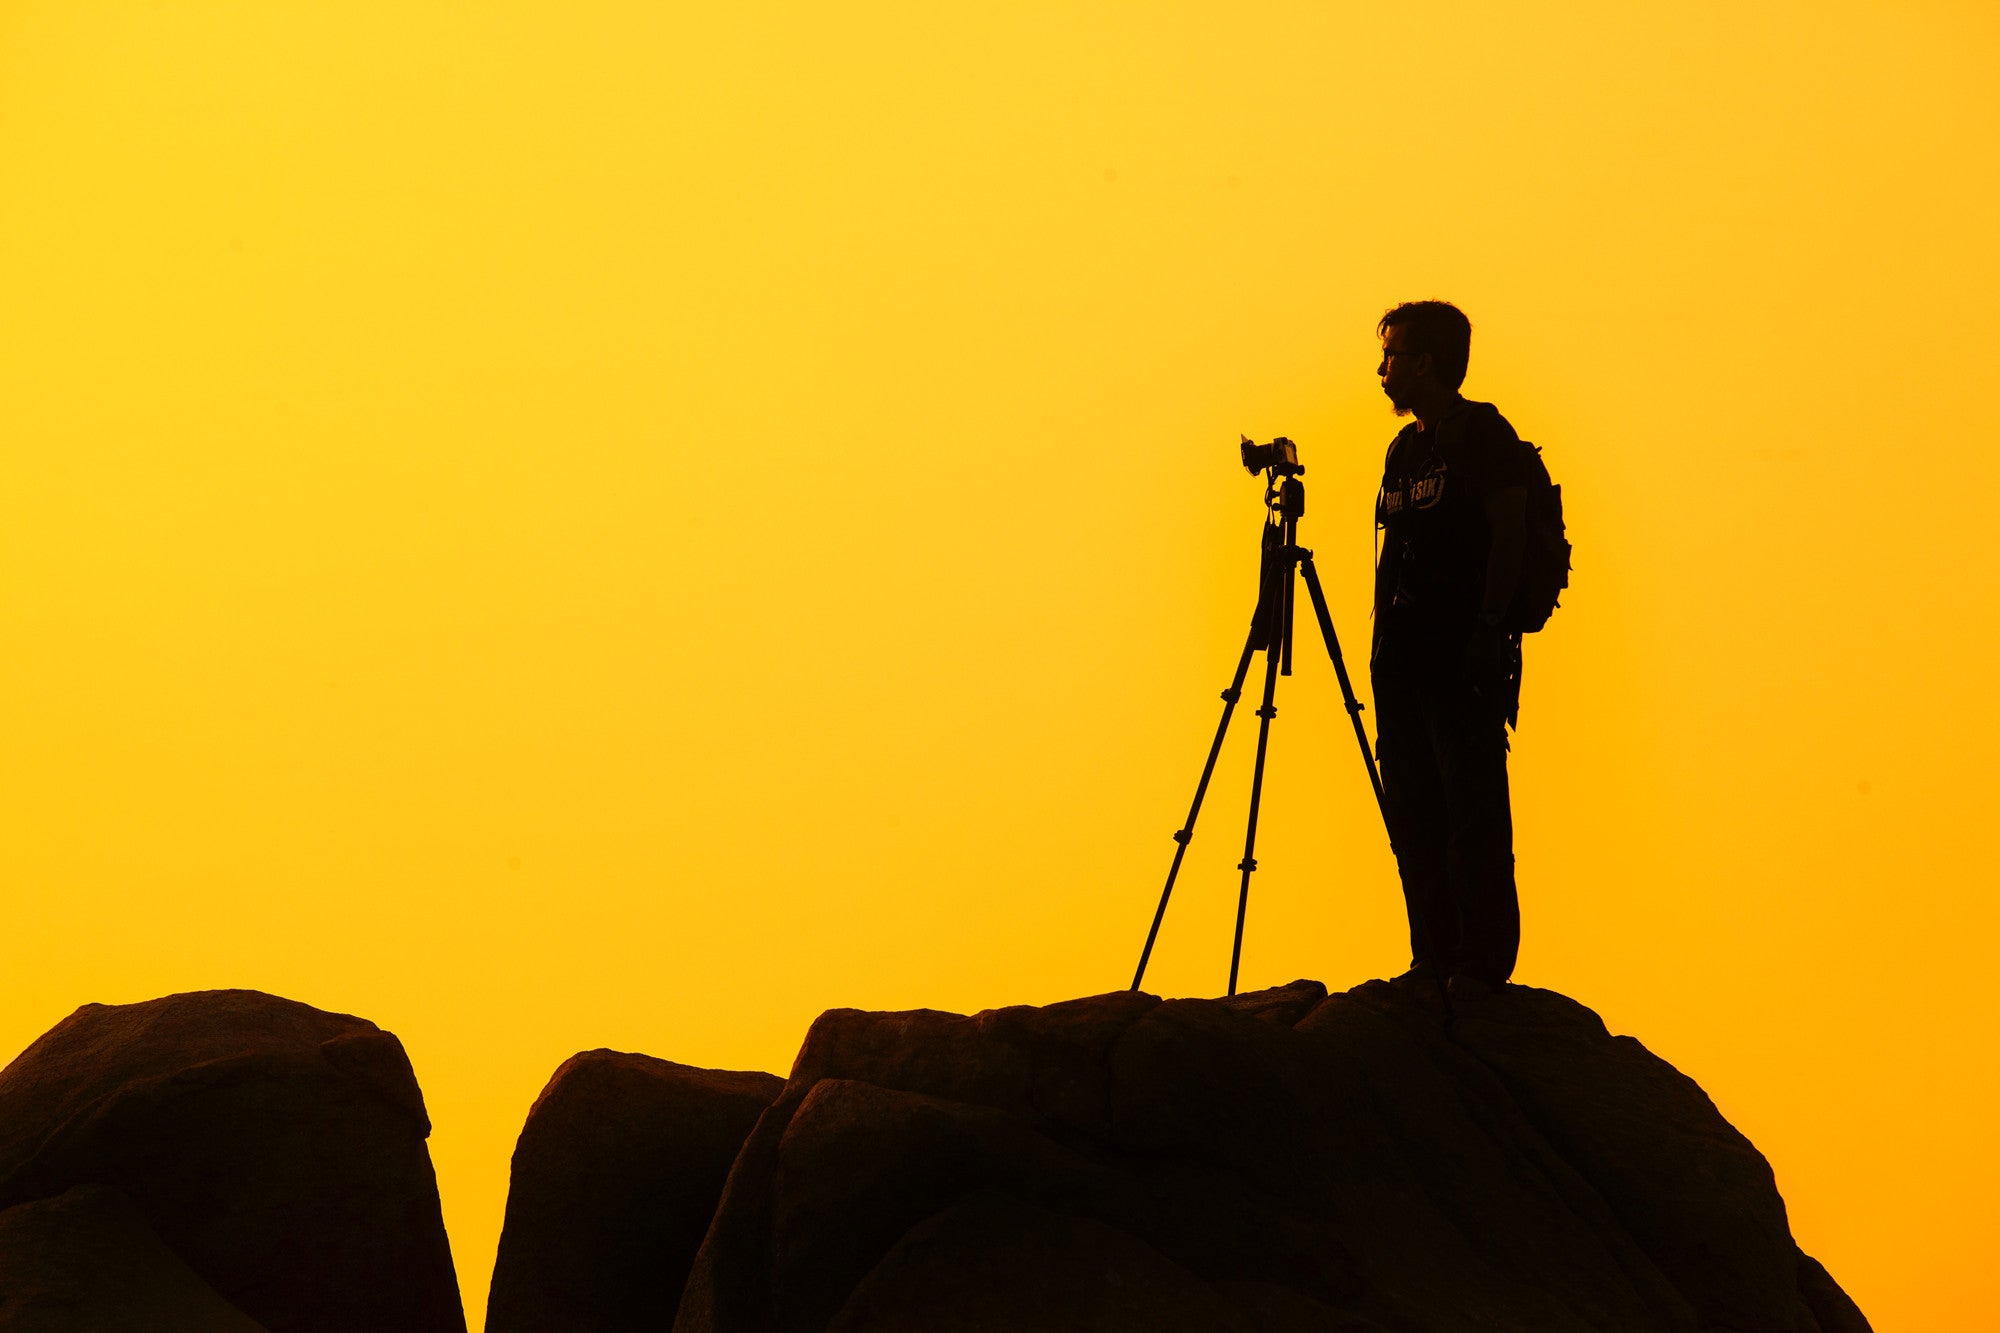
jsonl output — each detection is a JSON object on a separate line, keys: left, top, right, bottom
{"left": 1370, "top": 639, "right": 1520, "bottom": 985}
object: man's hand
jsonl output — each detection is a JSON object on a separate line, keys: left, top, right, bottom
{"left": 1461, "top": 624, "right": 1516, "bottom": 699}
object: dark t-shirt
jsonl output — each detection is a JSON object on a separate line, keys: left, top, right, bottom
{"left": 1373, "top": 397, "right": 1536, "bottom": 657}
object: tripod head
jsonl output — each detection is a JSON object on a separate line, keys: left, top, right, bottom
{"left": 1265, "top": 471, "right": 1305, "bottom": 525}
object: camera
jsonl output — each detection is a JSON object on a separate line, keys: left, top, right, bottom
{"left": 1239, "top": 435, "right": 1303, "bottom": 476}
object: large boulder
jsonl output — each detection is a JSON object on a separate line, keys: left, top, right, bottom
{"left": 0, "top": 989, "right": 464, "bottom": 1333}
{"left": 1335, "top": 981, "right": 1856, "bottom": 1333}
{"left": 671, "top": 979, "right": 1870, "bottom": 1333}
{"left": 0, "top": 1184, "right": 269, "bottom": 1331}
{"left": 486, "top": 1050, "right": 782, "bottom": 1333}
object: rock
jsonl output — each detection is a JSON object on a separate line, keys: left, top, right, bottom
{"left": 486, "top": 1050, "right": 782, "bottom": 1333}
{"left": 0, "top": 989, "right": 464, "bottom": 1333}
{"left": 0, "top": 1184, "right": 269, "bottom": 1331}
{"left": 1796, "top": 1249, "right": 1873, "bottom": 1333}
{"left": 1216, "top": 977, "right": 1328, "bottom": 1026}
{"left": 1333, "top": 980, "right": 1837, "bottom": 1332}
{"left": 671, "top": 980, "right": 1871, "bottom": 1333}
{"left": 826, "top": 1192, "right": 1382, "bottom": 1333}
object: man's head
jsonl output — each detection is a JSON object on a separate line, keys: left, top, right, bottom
{"left": 1377, "top": 300, "right": 1471, "bottom": 416}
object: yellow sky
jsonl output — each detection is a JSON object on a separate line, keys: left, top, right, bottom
{"left": 3, "top": 3, "right": 1995, "bottom": 1328}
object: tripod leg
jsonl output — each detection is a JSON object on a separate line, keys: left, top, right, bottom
{"left": 1130, "top": 627, "right": 1259, "bottom": 992}
{"left": 1229, "top": 630, "right": 1286, "bottom": 997}
{"left": 1280, "top": 544, "right": 1296, "bottom": 677}
{"left": 1299, "top": 555, "right": 1390, "bottom": 832}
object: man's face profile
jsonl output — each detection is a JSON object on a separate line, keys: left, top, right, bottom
{"left": 1377, "top": 325, "right": 1426, "bottom": 418}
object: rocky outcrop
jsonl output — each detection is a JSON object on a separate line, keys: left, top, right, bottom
{"left": 0, "top": 989, "right": 463, "bottom": 1333}
{"left": 668, "top": 979, "right": 1870, "bottom": 1333}
{"left": 0, "top": 1184, "right": 270, "bottom": 1331}
{"left": 486, "top": 1050, "right": 783, "bottom": 1333}
{"left": 0, "top": 980, "right": 1869, "bottom": 1333}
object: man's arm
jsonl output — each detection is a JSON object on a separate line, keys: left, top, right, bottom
{"left": 1479, "top": 486, "right": 1528, "bottom": 627}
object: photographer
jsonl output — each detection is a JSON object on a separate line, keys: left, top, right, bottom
{"left": 1370, "top": 301, "right": 1534, "bottom": 1000}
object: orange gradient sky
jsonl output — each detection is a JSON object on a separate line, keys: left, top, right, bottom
{"left": 2, "top": 4, "right": 1995, "bottom": 1328}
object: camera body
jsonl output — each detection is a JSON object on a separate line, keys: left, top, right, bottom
{"left": 1239, "top": 435, "right": 1304, "bottom": 476}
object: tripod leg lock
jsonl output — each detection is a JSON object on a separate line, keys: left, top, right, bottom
{"left": 1237, "top": 856, "right": 1258, "bottom": 872}
{"left": 1171, "top": 828, "right": 1191, "bottom": 846}
{"left": 1220, "top": 688, "right": 1241, "bottom": 703}
{"left": 1255, "top": 704, "right": 1277, "bottom": 720}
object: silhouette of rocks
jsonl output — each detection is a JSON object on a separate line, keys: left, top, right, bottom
{"left": 0, "top": 1184, "right": 269, "bottom": 1331}
{"left": 0, "top": 989, "right": 463, "bottom": 1333}
{"left": 1795, "top": 1251, "right": 1873, "bottom": 1333}
{"left": 1347, "top": 981, "right": 1825, "bottom": 1331}
{"left": 486, "top": 1050, "right": 782, "bottom": 1333}
{"left": 670, "top": 980, "right": 1869, "bottom": 1333}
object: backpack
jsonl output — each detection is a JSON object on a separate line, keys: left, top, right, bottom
{"left": 1507, "top": 442, "right": 1571, "bottom": 634}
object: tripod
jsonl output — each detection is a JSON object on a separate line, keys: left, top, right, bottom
{"left": 1130, "top": 456, "right": 1390, "bottom": 996}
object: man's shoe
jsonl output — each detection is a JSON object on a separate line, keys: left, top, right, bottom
{"left": 1447, "top": 974, "right": 1500, "bottom": 1001}
{"left": 1391, "top": 962, "right": 1442, "bottom": 988}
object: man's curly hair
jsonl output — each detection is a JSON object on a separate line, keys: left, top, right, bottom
{"left": 1378, "top": 300, "right": 1472, "bottom": 391}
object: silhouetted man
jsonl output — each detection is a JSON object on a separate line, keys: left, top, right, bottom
{"left": 1370, "top": 301, "right": 1531, "bottom": 1000}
